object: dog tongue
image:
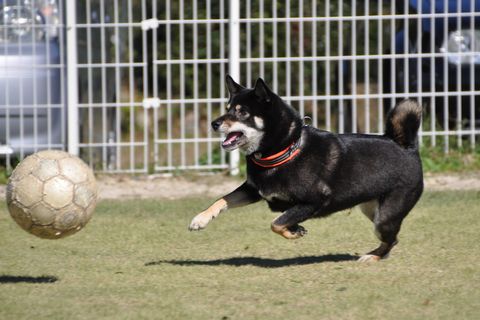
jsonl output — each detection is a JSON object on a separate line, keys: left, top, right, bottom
{"left": 223, "top": 132, "right": 242, "bottom": 146}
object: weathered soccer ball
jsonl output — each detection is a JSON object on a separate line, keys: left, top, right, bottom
{"left": 6, "top": 150, "right": 97, "bottom": 239}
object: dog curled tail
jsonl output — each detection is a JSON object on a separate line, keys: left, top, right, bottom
{"left": 384, "top": 99, "right": 422, "bottom": 149}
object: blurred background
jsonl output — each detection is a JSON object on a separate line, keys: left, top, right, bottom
{"left": 0, "top": 0, "right": 479, "bottom": 175}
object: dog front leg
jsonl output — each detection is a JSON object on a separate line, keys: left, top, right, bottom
{"left": 189, "top": 182, "right": 261, "bottom": 231}
{"left": 271, "top": 204, "right": 317, "bottom": 239}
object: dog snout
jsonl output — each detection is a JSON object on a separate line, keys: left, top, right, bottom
{"left": 211, "top": 119, "right": 222, "bottom": 131}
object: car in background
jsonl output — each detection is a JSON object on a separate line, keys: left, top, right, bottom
{"left": 0, "top": 0, "right": 119, "bottom": 168}
{"left": 0, "top": 0, "right": 63, "bottom": 156}
{"left": 383, "top": 0, "right": 480, "bottom": 130}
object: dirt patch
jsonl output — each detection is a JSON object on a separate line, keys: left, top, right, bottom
{"left": 423, "top": 172, "right": 480, "bottom": 192}
{"left": 0, "top": 172, "right": 479, "bottom": 202}
{"left": 95, "top": 174, "right": 241, "bottom": 200}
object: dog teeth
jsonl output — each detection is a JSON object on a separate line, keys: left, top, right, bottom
{"left": 225, "top": 132, "right": 242, "bottom": 143}
{"left": 222, "top": 132, "right": 243, "bottom": 147}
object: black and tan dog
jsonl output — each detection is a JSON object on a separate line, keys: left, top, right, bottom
{"left": 189, "top": 76, "right": 423, "bottom": 262}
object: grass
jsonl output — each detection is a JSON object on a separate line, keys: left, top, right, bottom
{"left": 0, "top": 167, "right": 8, "bottom": 184}
{"left": 1, "top": 191, "right": 479, "bottom": 319}
{"left": 420, "top": 146, "right": 480, "bottom": 173}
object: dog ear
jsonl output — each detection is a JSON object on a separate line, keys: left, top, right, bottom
{"left": 254, "top": 78, "right": 271, "bottom": 102}
{"left": 226, "top": 75, "right": 244, "bottom": 96}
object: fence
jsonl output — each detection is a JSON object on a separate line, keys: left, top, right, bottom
{"left": 1, "top": 0, "right": 479, "bottom": 174}
{"left": 0, "top": 0, "right": 67, "bottom": 170}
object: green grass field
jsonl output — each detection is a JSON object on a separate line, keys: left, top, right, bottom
{"left": 1, "top": 191, "right": 479, "bottom": 319}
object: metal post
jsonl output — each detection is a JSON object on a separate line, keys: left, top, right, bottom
{"left": 66, "top": 0, "right": 79, "bottom": 156}
{"left": 229, "top": 0, "right": 240, "bottom": 175}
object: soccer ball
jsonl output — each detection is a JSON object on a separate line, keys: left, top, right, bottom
{"left": 6, "top": 150, "right": 97, "bottom": 239}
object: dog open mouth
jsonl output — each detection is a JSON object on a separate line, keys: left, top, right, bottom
{"left": 222, "top": 131, "right": 244, "bottom": 150}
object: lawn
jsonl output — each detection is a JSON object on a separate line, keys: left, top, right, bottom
{"left": 0, "top": 191, "right": 479, "bottom": 320}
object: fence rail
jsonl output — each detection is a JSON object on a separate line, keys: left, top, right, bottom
{"left": 1, "top": 0, "right": 479, "bottom": 173}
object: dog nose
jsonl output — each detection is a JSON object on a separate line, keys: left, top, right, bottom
{"left": 211, "top": 120, "right": 222, "bottom": 131}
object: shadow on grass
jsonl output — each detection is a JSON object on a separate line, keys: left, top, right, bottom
{"left": 0, "top": 275, "right": 58, "bottom": 284}
{"left": 145, "top": 254, "right": 358, "bottom": 268}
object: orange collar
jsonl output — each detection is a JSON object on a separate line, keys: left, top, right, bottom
{"left": 250, "top": 140, "right": 301, "bottom": 168}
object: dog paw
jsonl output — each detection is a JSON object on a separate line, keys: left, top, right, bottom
{"left": 357, "top": 254, "right": 381, "bottom": 263}
{"left": 284, "top": 225, "right": 307, "bottom": 239}
{"left": 289, "top": 224, "right": 307, "bottom": 236}
{"left": 188, "top": 214, "right": 210, "bottom": 231}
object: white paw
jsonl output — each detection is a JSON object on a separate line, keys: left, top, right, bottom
{"left": 357, "top": 254, "right": 381, "bottom": 263}
{"left": 188, "top": 214, "right": 211, "bottom": 231}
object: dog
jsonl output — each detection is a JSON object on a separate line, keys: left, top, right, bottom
{"left": 189, "top": 76, "right": 423, "bottom": 262}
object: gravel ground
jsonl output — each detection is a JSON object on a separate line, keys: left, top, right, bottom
{"left": 1, "top": 172, "right": 479, "bottom": 201}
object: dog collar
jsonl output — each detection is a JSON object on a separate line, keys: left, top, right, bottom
{"left": 250, "top": 139, "right": 301, "bottom": 168}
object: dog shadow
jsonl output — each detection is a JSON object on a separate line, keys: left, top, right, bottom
{"left": 145, "top": 253, "right": 358, "bottom": 268}
{"left": 0, "top": 275, "right": 58, "bottom": 284}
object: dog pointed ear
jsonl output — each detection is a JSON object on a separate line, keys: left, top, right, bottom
{"left": 254, "top": 78, "right": 271, "bottom": 102}
{"left": 226, "top": 75, "right": 244, "bottom": 96}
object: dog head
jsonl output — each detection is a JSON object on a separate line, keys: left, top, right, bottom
{"left": 212, "top": 76, "right": 303, "bottom": 156}
{"left": 211, "top": 76, "right": 270, "bottom": 154}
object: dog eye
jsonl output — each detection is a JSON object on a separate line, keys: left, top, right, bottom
{"left": 239, "top": 110, "right": 249, "bottom": 118}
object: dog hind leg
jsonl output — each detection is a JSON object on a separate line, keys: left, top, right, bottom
{"left": 358, "top": 189, "right": 421, "bottom": 262}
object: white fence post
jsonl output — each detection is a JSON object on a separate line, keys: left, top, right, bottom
{"left": 229, "top": 0, "right": 240, "bottom": 175}
{"left": 66, "top": 0, "right": 79, "bottom": 156}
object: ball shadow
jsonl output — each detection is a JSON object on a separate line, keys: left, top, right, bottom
{"left": 145, "top": 253, "right": 358, "bottom": 268}
{"left": 0, "top": 275, "right": 58, "bottom": 284}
